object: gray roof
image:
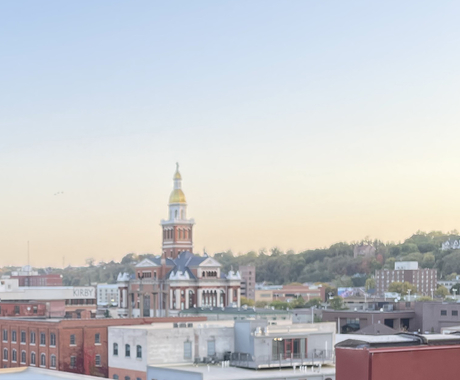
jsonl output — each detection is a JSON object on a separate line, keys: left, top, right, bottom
{"left": 180, "top": 306, "right": 289, "bottom": 315}
{"left": 354, "top": 323, "right": 398, "bottom": 335}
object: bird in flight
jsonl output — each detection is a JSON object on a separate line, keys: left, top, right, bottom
{"left": 54, "top": 191, "right": 64, "bottom": 196}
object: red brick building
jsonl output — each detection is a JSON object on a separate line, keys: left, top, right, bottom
{"left": 0, "top": 302, "right": 47, "bottom": 317}
{"left": 0, "top": 316, "right": 205, "bottom": 377}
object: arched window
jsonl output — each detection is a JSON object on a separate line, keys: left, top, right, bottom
{"left": 181, "top": 210, "right": 184, "bottom": 219}
{"left": 51, "top": 354, "right": 56, "bottom": 368}
{"left": 3, "top": 348, "right": 8, "bottom": 361}
{"left": 125, "top": 376, "right": 131, "bottom": 380}
{"left": 175, "top": 210, "right": 178, "bottom": 218}
{"left": 113, "top": 343, "right": 118, "bottom": 356}
{"left": 21, "top": 350, "right": 26, "bottom": 364}
{"left": 12, "top": 349, "right": 17, "bottom": 362}
{"left": 31, "top": 352, "right": 36, "bottom": 365}
{"left": 113, "top": 376, "right": 119, "bottom": 380}
{"left": 136, "top": 345, "right": 142, "bottom": 359}
{"left": 125, "top": 344, "right": 130, "bottom": 357}
{"left": 40, "top": 353, "right": 46, "bottom": 367}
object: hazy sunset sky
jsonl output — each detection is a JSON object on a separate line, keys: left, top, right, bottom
{"left": 1, "top": 1, "right": 460, "bottom": 267}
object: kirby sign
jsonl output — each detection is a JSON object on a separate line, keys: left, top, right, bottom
{"left": 72, "top": 287, "right": 96, "bottom": 299}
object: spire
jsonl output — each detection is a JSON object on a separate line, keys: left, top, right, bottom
{"left": 169, "top": 163, "right": 186, "bottom": 204}
{"left": 173, "top": 162, "right": 182, "bottom": 180}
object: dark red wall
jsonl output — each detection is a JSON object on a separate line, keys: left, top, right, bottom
{"left": 337, "top": 345, "right": 460, "bottom": 380}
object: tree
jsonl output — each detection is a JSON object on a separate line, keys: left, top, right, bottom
{"left": 305, "top": 297, "right": 322, "bottom": 308}
{"left": 255, "top": 301, "right": 268, "bottom": 308}
{"left": 435, "top": 285, "right": 449, "bottom": 298}
{"left": 365, "top": 278, "right": 376, "bottom": 291}
{"left": 240, "top": 297, "right": 255, "bottom": 307}
{"left": 329, "top": 297, "right": 345, "bottom": 310}
{"left": 416, "top": 296, "right": 433, "bottom": 302}
{"left": 270, "top": 300, "right": 289, "bottom": 310}
{"left": 291, "top": 296, "right": 306, "bottom": 309}
{"left": 387, "top": 281, "right": 417, "bottom": 295}
{"left": 422, "top": 253, "right": 435, "bottom": 268}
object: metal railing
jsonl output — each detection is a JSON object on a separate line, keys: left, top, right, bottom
{"left": 230, "top": 349, "right": 333, "bottom": 369}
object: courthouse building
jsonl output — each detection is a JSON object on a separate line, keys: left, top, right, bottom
{"left": 117, "top": 164, "right": 241, "bottom": 318}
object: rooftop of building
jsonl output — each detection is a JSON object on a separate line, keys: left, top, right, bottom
{"left": 336, "top": 332, "right": 460, "bottom": 348}
{"left": 148, "top": 364, "right": 335, "bottom": 380}
{"left": 180, "top": 306, "right": 289, "bottom": 315}
{"left": 0, "top": 367, "right": 103, "bottom": 379}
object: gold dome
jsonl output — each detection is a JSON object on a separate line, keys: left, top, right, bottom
{"left": 169, "top": 189, "right": 186, "bottom": 204}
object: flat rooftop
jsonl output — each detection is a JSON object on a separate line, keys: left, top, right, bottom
{"left": 180, "top": 306, "right": 289, "bottom": 315}
{"left": 0, "top": 367, "right": 102, "bottom": 379}
{"left": 149, "top": 364, "right": 336, "bottom": 380}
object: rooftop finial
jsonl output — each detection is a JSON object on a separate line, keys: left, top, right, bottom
{"left": 176, "top": 162, "right": 179, "bottom": 171}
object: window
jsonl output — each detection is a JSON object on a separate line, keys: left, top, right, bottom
{"left": 184, "top": 341, "right": 192, "bottom": 359}
{"left": 125, "top": 344, "right": 130, "bottom": 357}
{"left": 12, "top": 349, "right": 17, "bottom": 362}
{"left": 136, "top": 345, "right": 142, "bottom": 359}
{"left": 3, "top": 349, "right": 8, "bottom": 361}
{"left": 40, "top": 332, "right": 46, "bottom": 345}
{"left": 125, "top": 377, "right": 131, "bottom": 380}
{"left": 113, "top": 343, "right": 118, "bottom": 356}
{"left": 30, "top": 331, "right": 36, "bottom": 344}
{"left": 453, "top": 310, "right": 459, "bottom": 316}
{"left": 33, "top": 306, "right": 38, "bottom": 314}
{"left": 113, "top": 376, "right": 119, "bottom": 380}
{"left": 14, "top": 305, "right": 20, "bottom": 314}
{"left": 70, "top": 334, "right": 76, "bottom": 345}
{"left": 40, "top": 353, "right": 46, "bottom": 367}
{"left": 207, "top": 340, "right": 216, "bottom": 356}
{"left": 70, "top": 356, "right": 76, "bottom": 368}
{"left": 441, "top": 310, "right": 447, "bottom": 316}
{"left": 21, "top": 351, "right": 26, "bottom": 364}
{"left": 51, "top": 355, "right": 56, "bottom": 368}
{"left": 95, "top": 333, "right": 100, "bottom": 344}
{"left": 2, "top": 330, "right": 7, "bottom": 342}
{"left": 31, "top": 352, "right": 36, "bottom": 365}
{"left": 50, "top": 333, "right": 56, "bottom": 346}
{"left": 12, "top": 330, "right": 17, "bottom": 343}
{"left": 95, "top": 354, "right": 101, "bottom": 367}
{"left": 21, "top": 331, "right": 26, "bottom": 344}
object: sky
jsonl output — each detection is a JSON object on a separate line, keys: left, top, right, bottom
{"left": 1, "top": 1, "right": 460, "bottom": 267}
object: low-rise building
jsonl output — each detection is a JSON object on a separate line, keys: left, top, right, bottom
{"left": 0, "top": 316, "right": 205, "bottom": 378}
{"left": 179, "top": 305, "right": 290, "bottom": 321}
{"left": 322, "top": 309, "right": 415, "bottom": 333}
{"left": 0, "top": 278, "right": 96, "bottom": 318}
{"left": 8, "top": 266, "right": 62, "bottom": 287}
{"left": 413, "top": 301, "right": 460, "bottom": 333}
{"left": 96, "top": 284, "right": 118, "bottom": 307}
{"left": 108, "top": 319, "right": 336, "bottom": 380}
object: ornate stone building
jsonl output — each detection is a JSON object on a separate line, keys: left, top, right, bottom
{"left": 117, "top": 164, "right": 241, "bottom": 317}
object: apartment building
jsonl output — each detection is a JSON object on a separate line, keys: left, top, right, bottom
{"left": 375, "top": 261, "right": 437, "bottom": 296}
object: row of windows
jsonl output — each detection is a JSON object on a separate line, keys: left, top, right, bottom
{"left": 163, "top": 228, "right": 190, "bottom": 240}
{"left": 112, "top": 376, "right": 142, "bottom": 380}
{"left": 441, "top": 310, "right": 459, "bottom": 316}
{"left": 2, "top": 349, "right": 56, "bottom": 368}
{"left": 2, "top": 330, "right": 53, "bottom": 346}
{"left": 113, "top": 343, "right": 142, "bottom": 358}
{"left": 112, "top": 341, "right": 214, "bottom": 361}
{"left": 2, "top": 330, "right": 101, "bottom": 346}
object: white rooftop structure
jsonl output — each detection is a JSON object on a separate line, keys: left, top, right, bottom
{"left": 394, "top": 261, "right": 419, "bottom": 270}
{"left": 147, "top": 364, "right": 336, "bottom": 380}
